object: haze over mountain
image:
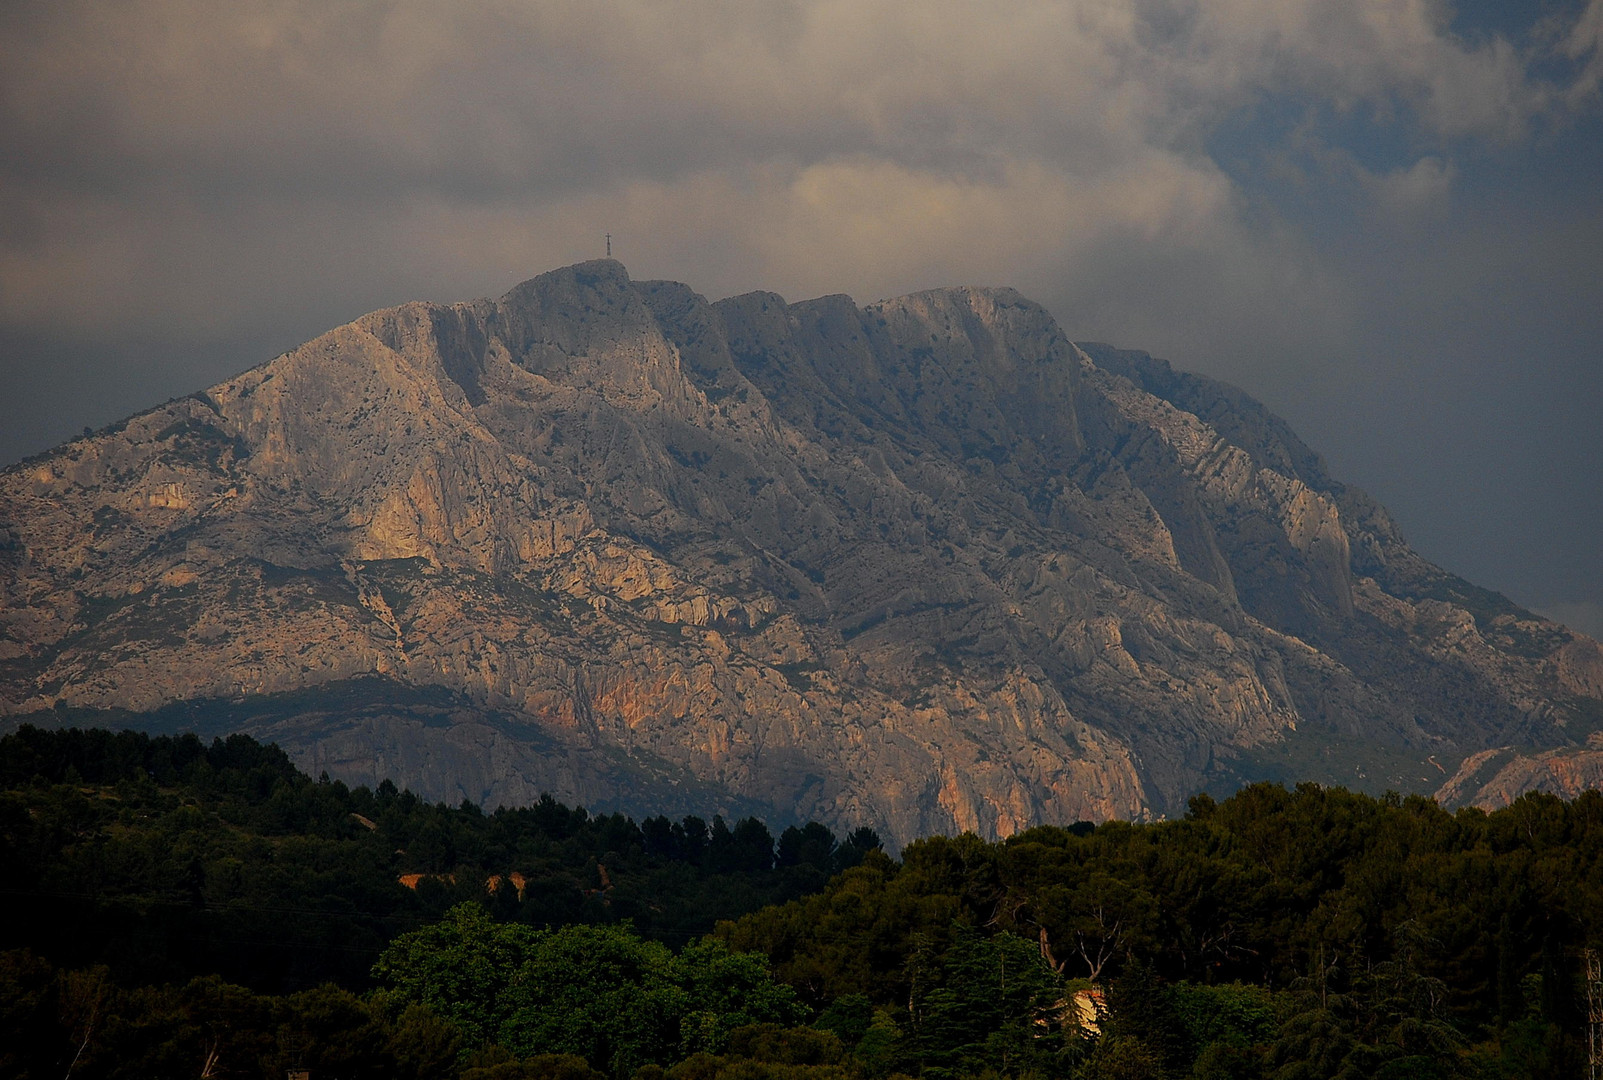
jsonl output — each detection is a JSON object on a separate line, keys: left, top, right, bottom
{"left": 2, "top": 261, "right": 1599, "bottom": 844}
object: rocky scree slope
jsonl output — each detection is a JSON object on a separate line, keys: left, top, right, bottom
{"left": 2, "top": 261, "right": 1598, "bottom": 842}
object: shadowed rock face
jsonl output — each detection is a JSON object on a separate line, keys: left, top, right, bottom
{"left": 2, "top": 261, "right": 1599, "bottom": 842}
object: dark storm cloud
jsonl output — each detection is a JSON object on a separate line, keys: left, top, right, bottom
{"left": 1, "top": 0, "right": 1600, "bottom": 634}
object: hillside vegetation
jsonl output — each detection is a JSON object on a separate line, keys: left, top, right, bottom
{"left": 4, "top": 726, "right": 1602, "bottom": 1078}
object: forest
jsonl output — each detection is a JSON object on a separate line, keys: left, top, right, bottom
{"left": 3, "top": 724, "right": 1601, "bottom": 1079}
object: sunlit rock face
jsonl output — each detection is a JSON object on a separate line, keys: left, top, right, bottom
{"left": 2, "top": 260, "right": 1598, "bottom": 843}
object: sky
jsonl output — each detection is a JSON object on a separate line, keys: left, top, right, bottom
{"left": 2, "top": 0, "right": 1600, "bottom": 637}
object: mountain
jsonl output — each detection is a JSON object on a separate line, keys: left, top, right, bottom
{"left": 2, "top": 260, "right": 1599, "bottom": 843}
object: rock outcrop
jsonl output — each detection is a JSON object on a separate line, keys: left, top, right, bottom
{"left": 2, "top": 261, "right": 1598, "bottom": 842}
{"left": 1436, "top": 738, "right": 1603, "bottom": 810}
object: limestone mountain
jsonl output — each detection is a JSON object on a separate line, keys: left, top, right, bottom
{"left": 2, "top": 260, "right": 1599, "bottom": 843}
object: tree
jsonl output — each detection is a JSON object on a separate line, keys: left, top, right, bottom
{"left": 1036, "top": 872, "right": 1157, "bottom": 981}
{"left": 499, "top": 923, "right": 683, "bottom": 1070}
{"left": 906, "top": 924, "right": 1066, "bottom": 1076}
{"left": 373, "top": 903, "right": 540, "bottom": 1047}
{"left": 377, "top": 906, "right": 803, "bottom": 1073}
{"left": 674, "top": 940, "right": 806, "bottom": 1054}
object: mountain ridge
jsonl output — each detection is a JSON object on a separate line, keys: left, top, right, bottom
{"left": 3, "top": 260, "right": 1599, "bottom": 842}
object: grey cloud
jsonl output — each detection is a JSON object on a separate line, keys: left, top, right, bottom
{"left": 3, "top": 1, "right": 1575, "bottom": 200}
{"left": 3, "top": 0, "right": 1595, "bottom": 348}
{"left": 5, "top": 0, "right": 1566, "bottom": 334}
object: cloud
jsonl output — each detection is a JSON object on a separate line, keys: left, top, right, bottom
{"left": 1559, "top": 0, "right": 1603, "bottom": 103}
{"left": 5, "top": 0, "right": 1588, "bottom": 343}
{"left": 1363, "top": 154, "right": 1456, "bottom": 218}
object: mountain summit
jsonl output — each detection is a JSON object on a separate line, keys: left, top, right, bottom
{"left": 3, "top": 261, "right": 1599, "bottom": 842}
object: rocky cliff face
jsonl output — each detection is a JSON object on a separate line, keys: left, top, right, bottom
{"left": 3, "top": 261, "right": 1598, "bottom": 842}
